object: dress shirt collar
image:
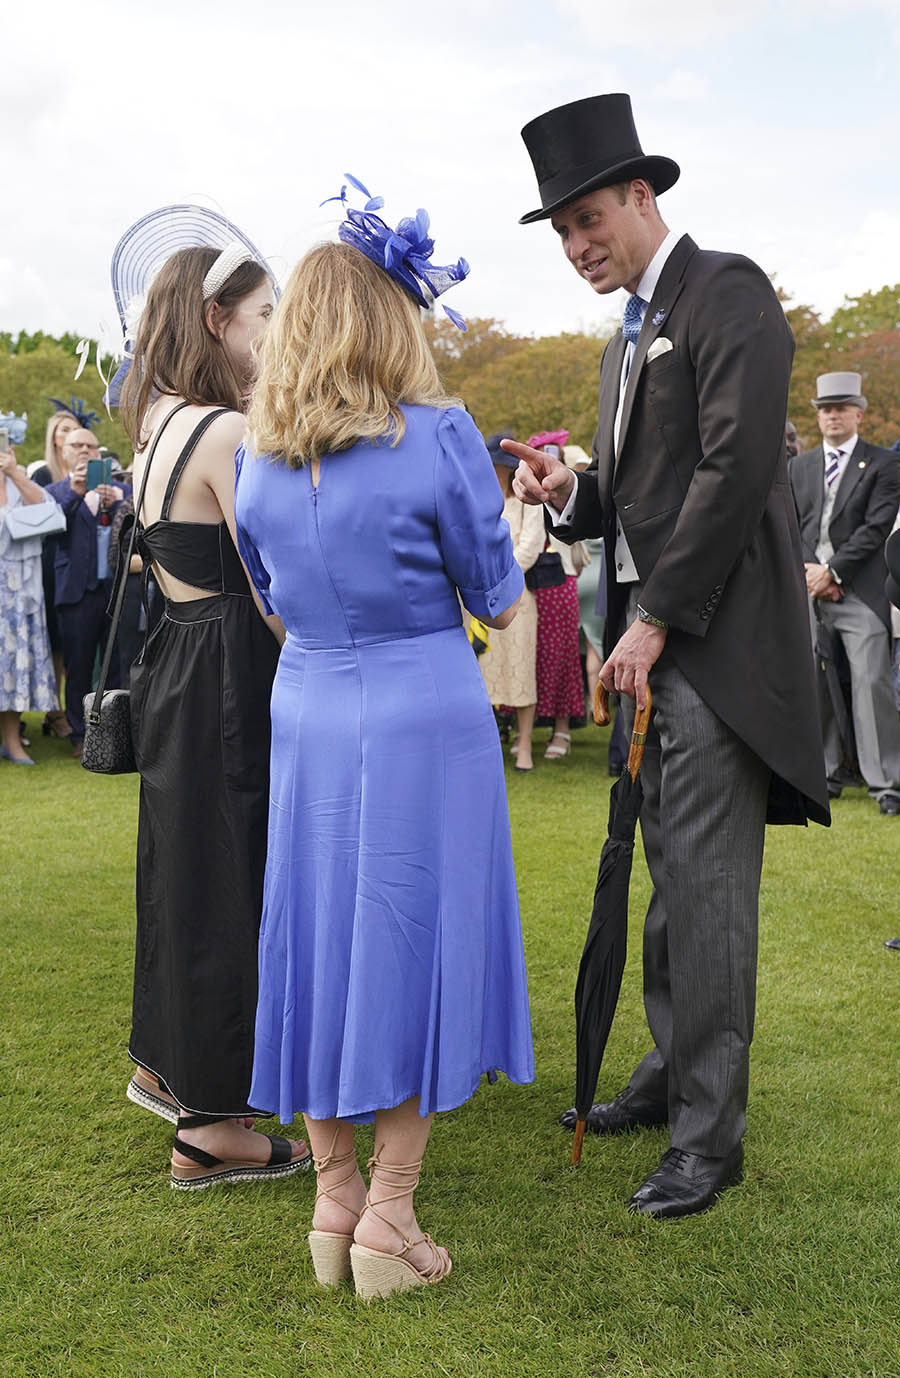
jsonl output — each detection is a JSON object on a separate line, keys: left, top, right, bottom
{"left": 824, "top": 431, "right": 859, "bottom": 461}
{"left": 633, "top": 229, "right": 681, "bottom": 314}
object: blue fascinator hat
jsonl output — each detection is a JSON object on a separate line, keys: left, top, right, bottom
{"left": 49, "top": 395, "right": 99, "bottom": 430}
{"left": 323, "top": 175, "right": 470, "bottom": 330}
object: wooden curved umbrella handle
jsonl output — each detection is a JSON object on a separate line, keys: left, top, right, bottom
{"left": 593, "top": 684, "right": 654, "bottom": 781}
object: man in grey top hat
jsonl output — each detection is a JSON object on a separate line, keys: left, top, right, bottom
{"left": 504, "top": 92, "right": 829, "bottom": 1220}
{"left": 789, "top": 372, "right": 900, "bottom": 814}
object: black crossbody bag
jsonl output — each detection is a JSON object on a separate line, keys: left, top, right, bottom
{"left": 81, "top": 402, "right": 190, "bottom": 774}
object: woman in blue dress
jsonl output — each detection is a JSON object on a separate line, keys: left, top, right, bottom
{"left": 235, "top": 204, "right": 534, "bottom": 1298}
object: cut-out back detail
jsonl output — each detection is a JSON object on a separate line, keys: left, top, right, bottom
{"left": 138, "top": 408, "right": 249, "bottom": 597}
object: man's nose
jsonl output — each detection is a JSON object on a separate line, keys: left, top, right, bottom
{"left": 564, "top": 229, "right": 587, "bottom": 263}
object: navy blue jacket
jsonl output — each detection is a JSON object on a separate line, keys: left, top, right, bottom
{"left": 45, "top": 476, "right": 131, "bottom": 607}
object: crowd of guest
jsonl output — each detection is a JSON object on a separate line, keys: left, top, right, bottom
{"left": 0, "top": 401, "right": 160, "bottom": 764}
{"left": 472, "top": 428, "right": 627, "bottom": 774}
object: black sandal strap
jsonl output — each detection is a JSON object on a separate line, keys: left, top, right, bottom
{"left": 265, "top": 1136, "right": 294, "bottom": 1167}
{"left": 172, "top": 1136, "right": 222, "bottom": 1169}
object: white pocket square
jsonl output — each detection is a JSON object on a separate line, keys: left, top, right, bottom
{"left": 647, "top": 337, "right": 674, "bottom": 361}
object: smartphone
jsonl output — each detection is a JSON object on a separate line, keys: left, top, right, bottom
{"left": 541, "top": 443, "right": 562, "bottom": 460}
{"left": 0, "top": 428, "right": 8, "bottom": 453}
{"left": 86, "top": 457, "right": 112, "bottom": 490}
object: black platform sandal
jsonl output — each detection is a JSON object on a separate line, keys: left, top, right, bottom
{"left": 170, "top": 1114, "right": 312, "bottom": 1190}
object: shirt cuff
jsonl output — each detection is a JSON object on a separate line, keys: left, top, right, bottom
{"left": 458, "top": 559, "right": 524, "bottom": 622}
{"left": 547, "top": 472, "right": 578, "bottom": 526}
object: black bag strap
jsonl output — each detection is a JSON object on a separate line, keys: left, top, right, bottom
{"left": 159, "top": 408, "right": 229, "bottom": 520}
{"left": 87, "top": 400, "right": 191, "bottom": 725}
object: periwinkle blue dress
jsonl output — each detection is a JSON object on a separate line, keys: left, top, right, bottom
{"left": 234, "top": 404, "right": 534, "bottom": 1123}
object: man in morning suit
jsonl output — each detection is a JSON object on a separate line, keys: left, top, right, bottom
{"left": 504, "top": 94, "right": 830, "bottom": 1218}
{"left": 789, "top": 372, "right": 900, "bottom": 815}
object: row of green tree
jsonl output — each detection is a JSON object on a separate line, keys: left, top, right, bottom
{"left": 2, "top": 283, "right": 899, "bottom": 468}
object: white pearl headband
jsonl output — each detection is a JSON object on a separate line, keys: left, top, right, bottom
{"left": 202, "top": 241, "right": 258, "bottom": 301}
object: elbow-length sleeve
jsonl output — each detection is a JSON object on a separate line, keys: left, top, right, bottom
{"left": 514, "top": 498, "right": 546, "bottom": 574}
{"left": 435, "top": 408, "right": 524, "bottom": 620}
{"left": 234, "top": 444, "right": 274, "bottom": 615}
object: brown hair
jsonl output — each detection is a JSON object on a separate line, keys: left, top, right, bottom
{"left": 120, "top": 246, "right": 269, "bottom": 447}
{"left": 247, "top": 241, "right": 457, "bottom": 467}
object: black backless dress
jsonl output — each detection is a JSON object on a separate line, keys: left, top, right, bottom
{"left": 129, "top": 408, "right": 280, "bottom": 1115}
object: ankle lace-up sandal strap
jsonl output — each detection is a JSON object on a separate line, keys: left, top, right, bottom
{"left": 313, "top": 1125, "right": 362, "bottom": 1221}
{"left": 350, "top": 1146, "right": 452, "bottom": 1298}
{"left": 307, "top": 1125, "right": 362, "bottom": 1287}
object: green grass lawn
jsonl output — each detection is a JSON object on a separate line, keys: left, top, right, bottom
{"left": 1, "top": 713, "right": 898, "bottom": 1377}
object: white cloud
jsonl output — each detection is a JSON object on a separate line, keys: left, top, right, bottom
{"left": 5, "top": 0, "right": 900, "bottom": 345}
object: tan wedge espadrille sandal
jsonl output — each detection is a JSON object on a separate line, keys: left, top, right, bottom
{"left": 307, "top": 1127, "right": 362, "bottom": 1286}
{"left": 349, "top": 1148, "right": 452, "bottom": 1301}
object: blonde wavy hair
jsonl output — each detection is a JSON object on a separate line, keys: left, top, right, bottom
{"left": 44, "top": 411, "right": 79, "bottom": 482}
{"left": 247, "top": 241, "right": 457, "bottom": 466}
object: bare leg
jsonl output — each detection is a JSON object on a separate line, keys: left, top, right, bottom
{"left": 545, "top": 715, "right": 571, "bottom": 758}
{"left": 304, "top": 1116, "right": 366, "bottom": 1235}
{"left": 353, "top": 1097, "right": 450, "bottom": 1277}
{"left": 1, "top": 710, "right": 32, "bottom": 761}
{"left": 515, "top": 703, "right": 535, "bottom": 770}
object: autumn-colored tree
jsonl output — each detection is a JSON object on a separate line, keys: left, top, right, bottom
{"left": 452, "top": 332, "right": 608, "bottom": 449}
{"left": 423, "top": 316, "right": 528, "bottom": 398}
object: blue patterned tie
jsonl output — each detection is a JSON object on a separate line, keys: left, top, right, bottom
{"left": 825, "top": 450, "right": 842, "bottom": 487}
{"left": 622, "top": 294, "right": 647, "bottom": 345}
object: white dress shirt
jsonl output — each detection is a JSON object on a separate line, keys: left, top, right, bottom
{"left": 551, "top": 229, "right": 682, "bottom": 585}
{"left": 815, "top": 431, "right": 858, "bottom": 564}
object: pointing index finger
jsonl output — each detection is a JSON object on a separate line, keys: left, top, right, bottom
{"left": 500, "top": 438, "right": 551, "bottom": 472}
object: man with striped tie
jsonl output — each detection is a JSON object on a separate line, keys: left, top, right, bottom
{"left": 789, "top": 372, "right": 900, "bottom": 815}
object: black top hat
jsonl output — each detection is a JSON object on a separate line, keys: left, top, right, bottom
{"left": 519, "top": 93, "right": 680, "bottom": 225}
{"left": 886, "top": 528, "right": 900, "bottom": 610}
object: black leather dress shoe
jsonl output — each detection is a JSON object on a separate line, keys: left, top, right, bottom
{"left": 884, "top": 938, "right": 900, "bottom": 951}
{"left": 826, "top": 782, "right": 843, "bottom": 800}
{"left": 558, "top": 1087, "right": 668, "bottom": 1134}
{"left": 878, "top": 794, "right": 900, "bottom": 815}
{"left": 628, "top": 1145, "right": 744, "bottom": 1218}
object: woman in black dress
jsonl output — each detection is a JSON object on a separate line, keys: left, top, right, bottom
{"left": 121, "top": 244, "right": 309, "bottom": 1187}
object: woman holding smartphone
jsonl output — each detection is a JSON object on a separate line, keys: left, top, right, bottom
{"left": 0, "top": 437, "right": 58, "bottom": 764}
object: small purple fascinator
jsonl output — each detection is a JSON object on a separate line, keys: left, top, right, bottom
{"left": 49, "top": 395, "right": 99, "bottom": 430}
{"left": 323, "top": 175, "right": 470, "bottom": 330}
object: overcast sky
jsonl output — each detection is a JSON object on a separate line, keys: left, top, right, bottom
{"left": 6, "top": 0, "right": 900, "bottom": 352}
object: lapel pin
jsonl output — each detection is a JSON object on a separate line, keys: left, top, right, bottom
{"left": 652, "top": 309, "right": 666, "bottom": 326}
{"left": 858, "top": 460, "right": 866, "bottom": 469}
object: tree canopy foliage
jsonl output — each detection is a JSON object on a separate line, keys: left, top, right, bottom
{"left": 4, "top": 283, "right": 900, "bottom": 468}
{"left": 0, "top": 334, "right": 129, "bottom": 467}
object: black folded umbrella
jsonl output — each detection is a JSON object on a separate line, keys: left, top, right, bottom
{"left": 571, "top": 685, "right": 653, "bottom": 1166}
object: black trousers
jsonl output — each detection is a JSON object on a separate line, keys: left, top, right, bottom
{"left": 58, "top": 584, "right": 120, "bottom": 742}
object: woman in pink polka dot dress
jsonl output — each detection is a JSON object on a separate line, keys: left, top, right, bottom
{"left": 529, "top": 431, "right": 586, "bottom": 758}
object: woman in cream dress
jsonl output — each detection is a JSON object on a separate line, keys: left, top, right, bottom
{"left": 477, "top": 435, "right": 545, "bottom": 771}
